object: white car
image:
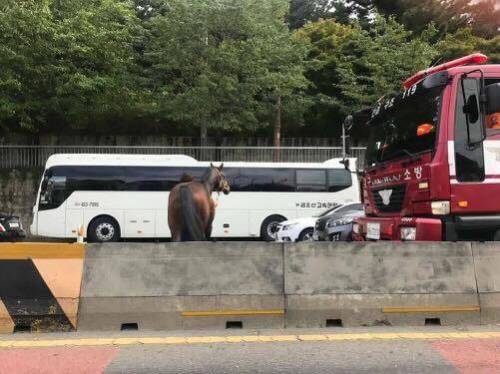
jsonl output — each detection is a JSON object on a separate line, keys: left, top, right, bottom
{"left": 275, "top": 203, "right": 361, "bottom": 242}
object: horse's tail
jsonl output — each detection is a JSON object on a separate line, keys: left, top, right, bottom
{"left": 179, "top": 185, "right": 206, "bottom": 241}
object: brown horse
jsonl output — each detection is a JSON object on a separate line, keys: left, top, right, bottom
{"left": 168, "top": 163, "right": 230, "bottom": 241}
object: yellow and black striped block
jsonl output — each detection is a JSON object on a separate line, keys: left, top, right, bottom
{"left": 0, "top": 243, "right": 84, "bottom": 333}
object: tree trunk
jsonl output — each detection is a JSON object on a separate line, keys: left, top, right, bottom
{"left": 200, "top": 123, "right": 208, "bottom": 146}
{"left": 200, "top": 122, "right": 208, "bottom": 160}
{"left": 273, "top": 95, "right": 281, "bottom": 162}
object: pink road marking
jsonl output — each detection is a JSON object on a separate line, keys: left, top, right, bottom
{"left": 432, "top": 339, "right": 500, "bottom": 374}
{"left": 0, "top": 346, "right": 118, "bottom": 374}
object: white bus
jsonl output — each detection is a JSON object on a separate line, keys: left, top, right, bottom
{"left": 30, "top": 154, "right": 359, "bottom": 242}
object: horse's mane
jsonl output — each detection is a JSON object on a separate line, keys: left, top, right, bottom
{"left": 201, "top": 168, "right": 212, "bottom": 182}
{"left": 179, "top": 173, "right": 195, "bottom": 183}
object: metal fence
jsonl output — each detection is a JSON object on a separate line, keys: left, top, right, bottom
{"left": 0, "top": 145, "right": 366, "bottom": 169}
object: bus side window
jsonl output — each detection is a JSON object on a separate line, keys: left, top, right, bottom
{"left": 235, "top": 168, "right": 294, "bottom": 192}
{"left": 296, "top": 169, "right": 327, "bottom": 192}
{"left": 327, "top": 169, "right": 352, "bottom": 192}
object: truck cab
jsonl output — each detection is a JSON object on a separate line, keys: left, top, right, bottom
{"left": 354, "top": 54, "right": 500, "bottom": 241}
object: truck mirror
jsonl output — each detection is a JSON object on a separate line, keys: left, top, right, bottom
{"left": 460, "top": 75, "right": 485, "bottom": 145}
{"left": 486, "top": 83, "right": 500, "bottom": 114}
{"left": 464, "top": 94, "right": 480, "bottom": 124}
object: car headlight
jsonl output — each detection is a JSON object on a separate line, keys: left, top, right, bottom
{"left": 326, "top": 217, "right": 353, "bottom": 228}
{"left": 282, "top": 223, "right": 298, "bottom": 231}
{"left": 400, "top": 227, "right": 416, "bottom": 241}
{"left": 352, "top": 223, "right": 360, "bottom": 234}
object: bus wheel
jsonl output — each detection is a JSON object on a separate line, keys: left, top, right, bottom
{"left": 88, "top": 216, "right": 120, "bottom": 243}
{"left": 260, "top": 215, "right": 286, "bottom": 242}
{"left": 298, "top": 228, "right": 314, "bottom": 242}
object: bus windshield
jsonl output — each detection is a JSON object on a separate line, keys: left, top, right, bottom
{"left": 365, "top": 84, "right": 444, "bottom": 166}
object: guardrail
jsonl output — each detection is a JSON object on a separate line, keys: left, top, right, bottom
{"left": 0, "top": 145, "right": 367, "bottom": 169}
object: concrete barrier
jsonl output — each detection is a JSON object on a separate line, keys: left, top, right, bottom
{"left": 78, "top": 242, "right": 284, "bottom": 331}
{"left": 284, "top": 241, "right": 480, "bottom": 327}
{"left": 0, "top": 243, "right": 84, "bottom": 333}
{"left": 3, "top": 240, "right": 497, "bottom": 333}
{"left": 471, "top": 242, "right": 500, "bottom": 324}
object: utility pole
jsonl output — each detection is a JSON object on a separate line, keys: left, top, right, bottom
{"left": 341, "top": 115, "right": 353, "bottom": 169}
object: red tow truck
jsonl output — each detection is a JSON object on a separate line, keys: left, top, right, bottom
{"left": 353, "top": 54, "right": 500, "bottom": 241}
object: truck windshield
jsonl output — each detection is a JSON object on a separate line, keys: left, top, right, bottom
{"left": 365, "top": 84, "right": 444, "bottom": 166}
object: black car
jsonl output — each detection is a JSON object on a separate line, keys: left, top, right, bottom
{"left": 313, "top": 203, "right": 364, "bottom": 241}
{"left": 0, "top": 213, "right": 26, "bottom": 241}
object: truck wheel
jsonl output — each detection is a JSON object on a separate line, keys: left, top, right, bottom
{"left": 260, "top": 215, "right": 286, "bottom": 242}
{"left": 88, "top": 216, "right": 121, "bottom": 243}
{"left": 298, "top": 228, "right": 314, "bottom": 242}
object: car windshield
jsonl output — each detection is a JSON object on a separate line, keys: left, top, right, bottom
{"left": 365, "top": 84, "right": 444, "bottom": 166}
{"left": 315, "top": 204, "right": 341, "bottom": 217}
{"left": 335, "top": 203, "right": 363, "bottom": 213}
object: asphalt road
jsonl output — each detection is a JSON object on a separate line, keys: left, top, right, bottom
{"left": 1, "top": 327, "right": 500, "bottom": 373}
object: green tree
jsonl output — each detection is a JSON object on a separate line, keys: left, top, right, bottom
{"left": 288, "top": 0, "right": 374, "bottom": 29}
{"left": 0, "top": 0, "right": 142, "bottom": 133}
{"left": 374, "top": 0, "right": 500, "bottom": 39}
{"left": 436, "top": 28, "right": 500, "bottom": 63}
{"left": 145, "top": 0, "right": 311, "bottom": 146}
{"left": 295, "top": 17, "right": 438, "bottom": 138}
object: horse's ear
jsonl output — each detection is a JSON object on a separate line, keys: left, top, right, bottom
{"left": 219, "top": 163, "right": 224, "bottom": 170}
{"left": 210, "top": 162, "right": 214, "bottom": 168}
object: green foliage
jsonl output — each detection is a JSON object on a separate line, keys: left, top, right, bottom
{"left": 144, "top": 0, "right": 311, "bottom": 137}
{"left": 288, "top": 0, "right": 373, "bottom": 29}
{"left": 374, "top": 0, "right": 500, "bottom": 39}
{"left": 0, "top": 0, "right": 141, "bottom": 132}
{"left": 295, "top": 17, "right": 438, "bottom": 137}
{"left": 0, "top": 0, "right": 498, "bottom": 140}
{"left": 436, "top": 28, "right": 500, "bottom": 64}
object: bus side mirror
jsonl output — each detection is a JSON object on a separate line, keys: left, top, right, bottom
{"left": 344, "top": 115, "right": 353, "bottom": 131}
{"left": 342, "top": 114, "right": 353, "bottom": 159}
{"left": 340, "top": 158, "right": 350, "bottom": 170}
{"left": 486, "top": 83, "right": 500, "bottom": 115}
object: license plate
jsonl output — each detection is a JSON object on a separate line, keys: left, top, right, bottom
{"left": 330, "top": 232, "right": 341, "bottom": 241}
{"left": 366, "top": 223, "right": 380, "bottom": 240}
{"left": 8, "top": 222, "right": 19, "bottom": 228}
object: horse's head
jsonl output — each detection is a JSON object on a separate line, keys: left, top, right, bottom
{"left": 209, "top": 163, "right": 230, "bottom": 195}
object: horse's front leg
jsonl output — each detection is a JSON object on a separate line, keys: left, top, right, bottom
{"left": 205, "top": 224, "right": 213, "bottom": 240}
{"left": 170, "top": 227, "right": 182, "bottom": 242}
{"left": 205, "top": 199, "right": 216, "bottom": 240}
